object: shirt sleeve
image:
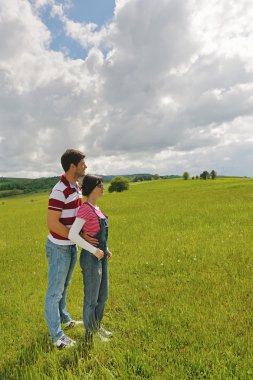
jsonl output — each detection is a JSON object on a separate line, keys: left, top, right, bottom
{"left": 68, "top": 218, "right": 97, "bottom": 255}
{"left": 48, "top": 190, "right": 65, "bottom": 212}
{"left": 76, "top": 203, "right": 91, "bottom": 220}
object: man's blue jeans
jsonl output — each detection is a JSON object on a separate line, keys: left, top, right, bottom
{"left": 45, "top": 239, "right": 77, "bottom": 342}
{"left": 80, "top": 250, "right": 108, "bottom": 333}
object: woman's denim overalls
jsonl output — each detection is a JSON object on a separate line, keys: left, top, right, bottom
{"left": 80, "top": 202, "right": 109, "bottom": 333}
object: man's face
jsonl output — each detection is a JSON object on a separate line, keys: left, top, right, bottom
{"left": 75, "top": 159, "right": 87, "bottom": 178}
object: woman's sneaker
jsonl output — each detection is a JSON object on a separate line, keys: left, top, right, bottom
{"left": 54, "top": 335, "right": 76, "bottom": 349}
{"left": 63, "top": 320, "right": 83, "bottom": 330}
{"left": 97, "top": 326, "right": 113, "bottom": 338}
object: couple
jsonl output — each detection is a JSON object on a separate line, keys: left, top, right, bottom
{"left": 45, "top": 149, "right": 113, "bottom": 349}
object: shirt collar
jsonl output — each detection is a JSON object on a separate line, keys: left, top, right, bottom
{"left": 61, "top": 174, "right": 79, "bottom": 190}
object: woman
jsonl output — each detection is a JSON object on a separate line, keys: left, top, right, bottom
{"left": 68, "top": 174, "right": 113, "bottom": 346}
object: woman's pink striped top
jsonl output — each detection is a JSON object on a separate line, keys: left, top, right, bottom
{"left": 77, "top": 202, "right": 106, "bottom": 235}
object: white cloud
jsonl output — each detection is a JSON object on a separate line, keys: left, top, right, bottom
{"left": 29, "top": 0, "right": 54, "bottom": 10}
{"left": 0, "top": 0, "right": 253, "bottom": 178}
{"left": 50, "top": 2, "right": 111, "bottom": 51}
{"left": 190, "top": 0, "right": 253, "bottom": 64}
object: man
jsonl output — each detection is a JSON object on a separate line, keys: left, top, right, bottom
{"left": 45, "top": 149, "right": 97, "bottom": 349}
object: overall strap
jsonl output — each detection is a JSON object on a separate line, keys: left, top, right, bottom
{"left": 84, "top": 201, "right": 106, "bottom": 220}
{"left": 84, "top": 201, "right": 103, "bottom": 229}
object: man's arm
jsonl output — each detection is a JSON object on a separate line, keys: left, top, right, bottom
{"left": 47, "top": 209, "right": 69, "bottom": 238}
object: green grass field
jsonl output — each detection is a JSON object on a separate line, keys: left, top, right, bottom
{"left": 0, "top": 178, "right": 253, "bottom": 379}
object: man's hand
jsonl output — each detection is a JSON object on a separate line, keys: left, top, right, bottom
{"left": 48, "top": 210, "right": 69, "bottom": 238}
{"left": 94, "top": 248, "right": 104, "bottom": 261}
{"left": 107, "top": 250, "right": 113, "bottom": 261}
{"left": 81, "top": 232, "right": 99, "bottom": 246}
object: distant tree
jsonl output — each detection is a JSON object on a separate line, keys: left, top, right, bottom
{"left": 143, "top": 174, "right": 152, "bottom": 181}
{"left": 192, "top": 176, "right": 195, "bottom": 180}
{"left": 133, "top": 176, "right": 143, "bottom": 182}
{"left": 210, "top": 170, "right": 217, "bottom": 179}
{"left": 182, "top": 171, "right": 189, "bottom": 180}
{"left": 195, "top": 176, "right": 199, "bottom": 179}
{"left": 200, "top": 171, "right": 210, "bottom": 180}
{"left": 108, "top": 176, "right": 129, "bottom": 193}
{"left": 133, "top": 174, "right": 157, "bottom": 182}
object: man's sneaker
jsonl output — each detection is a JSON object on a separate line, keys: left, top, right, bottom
{"left": 63, "top": 320, "right": 83, "bottom": 330}
{"left": 97, "top": 326, "right": 113, "bottom": 338}
{"left": 54, "top": 335, "right": 76, "bottom": 349}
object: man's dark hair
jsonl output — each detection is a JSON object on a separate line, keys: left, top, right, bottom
{"left": 61, "top": 149, "right": 85, "bottom": 172}
{"left": 82, "top": 174, "right": 102, "bottom": 196}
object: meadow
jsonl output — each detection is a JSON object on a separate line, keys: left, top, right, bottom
{"left": 0, "top": 178, "right": 253, "bottom": 380}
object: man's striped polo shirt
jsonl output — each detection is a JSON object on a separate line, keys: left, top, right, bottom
{"left": 48, "top": 174, "right": 82, "bottom": 245}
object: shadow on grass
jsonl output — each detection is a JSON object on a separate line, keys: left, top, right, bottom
{"left": 0, "top": 333, "right": 91, "bottom": 380}
{"left": 0, "top": 333, "right": 53, "bottom": 379}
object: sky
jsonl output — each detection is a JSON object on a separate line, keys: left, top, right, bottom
{"left": 0, "top": 0, "right": 253, "bottom": 178}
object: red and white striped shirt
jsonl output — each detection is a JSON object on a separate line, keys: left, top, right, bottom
{"left": 48, "top": 175, "right": 82, "bottom": 245}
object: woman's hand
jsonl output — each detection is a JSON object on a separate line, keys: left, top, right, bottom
{"left": 94, "top": 248, "right": 104, "bottom": 260}
{"left": 107, "top": 250, "right": 113, "bottom": 261}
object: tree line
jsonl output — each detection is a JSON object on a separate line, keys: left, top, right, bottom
{"left": 182, "top": 170, "right": 217, "bottom": 180}
{"left": 1, "top": 170, "right": 218, "bottom": 198}
{"left": 0, "top": 173, "right": 181, "bottom": 198}
{"left": 0, "top": 177, "right": 59, "bottom": 198}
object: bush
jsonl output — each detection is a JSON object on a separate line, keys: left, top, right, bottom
{"left": 182, "top": 171, "right": 189, "bottom": 180}
{"left": 108, "top": 176, "right": 129, "bottom": 193}
{"left": 210, "top": 170, "right": 217, "bottom": 179}
{"left": 200, "top": 171, "right": 210, "bottom": 180}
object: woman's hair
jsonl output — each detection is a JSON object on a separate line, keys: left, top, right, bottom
{"left": 61, "top": 149, "right": 85, "bottom": 172}
{"left": 82, "top": 174, "right": 102, "bottom": 196}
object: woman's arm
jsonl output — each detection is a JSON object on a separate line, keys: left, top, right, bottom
{"left": 107, "top": 249, "right": 113, "bottom": 261}
{"left": 68, "top": 218, "right": 98, "bottom": 255}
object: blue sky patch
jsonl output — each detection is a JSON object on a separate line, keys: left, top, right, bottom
{"left": 40, "top": 0, "right": 115, "bottom": 59}
{"left": 66, "top": 0, "right": 115, "bottom": 26}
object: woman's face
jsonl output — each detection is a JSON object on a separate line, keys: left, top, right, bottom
{"left": 92, "top": 182, "right": 104, "bottom": 197}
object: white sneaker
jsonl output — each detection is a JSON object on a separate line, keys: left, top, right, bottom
{"left": 97, "top": 332, "right": 110, "bottom": 342}
{"left": 54, "top": 335, "right": 76, "bottom": 349}
{"left": 63, "top": 320, "right": 83, "bottom": 330}
{"left": 97, "top": 326, "right": 113, "bottom": 338}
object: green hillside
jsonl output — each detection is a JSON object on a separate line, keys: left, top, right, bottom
{"left": 0, "top": 178, "right": 253, "bottom": 379}
{"left": 0, "top": 174, "right": 180, "bottom": 198}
